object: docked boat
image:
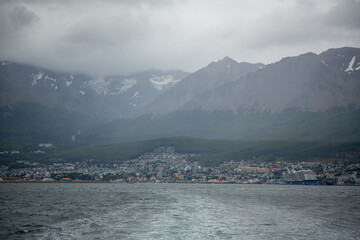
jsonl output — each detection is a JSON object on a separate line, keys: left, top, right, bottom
{"left": 282, "top": 170, "right": 318, "bottom": 185}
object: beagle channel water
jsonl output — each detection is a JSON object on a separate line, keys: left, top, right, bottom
{"left": 1, "top": 183, "right": 360, "bottom": 240}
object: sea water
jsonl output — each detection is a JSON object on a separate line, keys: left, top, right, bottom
{"left": 0, "top": 183, "right": 359, "bottom": 240}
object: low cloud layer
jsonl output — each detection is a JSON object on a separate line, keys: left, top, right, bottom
{"left": 0, "top": 0, "right": 359, "bottom": 76}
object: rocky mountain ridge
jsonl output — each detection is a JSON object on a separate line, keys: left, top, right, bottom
{"left": 146, "top": 56, "right": 264, "bottom": 116}
{"left": 181, "top": 47, "right": 360, "bottom": 113}
{"left": 0, "top": 61, "right": 190, "bottom": 120}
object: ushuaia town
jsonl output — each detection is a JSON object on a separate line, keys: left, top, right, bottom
{"left": 1, "top": 146, "right": 359, "bottom": 185}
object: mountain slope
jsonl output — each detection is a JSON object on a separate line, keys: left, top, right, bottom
{"left": 0, "top": 102, "right": 99, "bottom": 142}
{"left": 91, "top": 70, "right": 190, "bottom": 118}
{"left": 183, "top": 47, "right": 360, "bottom": 112}
{"left": 0, "top": 61, "right": 99, "bottom": 116}
{"left": 146, "top": 57, "right": 264, "bottom": 116}
{"left": 0, "top": 61, "right": 189, "bottom": 141}
{"left": 87, "top": 107, "right": 360, "bottom": 143}
{"left": 0, "top": 61, "right": 190, "bottom": 120}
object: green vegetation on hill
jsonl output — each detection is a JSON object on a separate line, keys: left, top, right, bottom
{"left": 2, "top": 137, "right": 359, "bottom": 167}
{"left": 0, "top": 102, "right": 101, "bottom": 142}
{"left": 1, "top": 103, "right": 359, "bottom": 145}
{"left": 88, "top": 107, "right": 360, "bottom": 144}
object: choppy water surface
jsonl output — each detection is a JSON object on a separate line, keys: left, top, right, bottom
{"left": 0, "top": 184, "right": 359, "bottom": 240}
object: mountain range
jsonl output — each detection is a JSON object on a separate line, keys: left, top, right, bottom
{"left": 1, "top": 47, "right": 359, "bottom": 143}
{"left": 183, "top": 48, "right": 360, "bottom": 113}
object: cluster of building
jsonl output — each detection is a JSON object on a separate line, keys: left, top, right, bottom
{"left": 0, "top": 150, "right": 20, "bottom": 155}
{"left": 1, "top": 146, "right": 359, "bottom": 185}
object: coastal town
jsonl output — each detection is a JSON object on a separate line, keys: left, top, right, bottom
{"left": 1, "top": 146, "right": 359, "bottom": 185}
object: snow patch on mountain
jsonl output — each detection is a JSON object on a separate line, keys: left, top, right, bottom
{"left": 119, "top": 78, "right": 137, "bottom": 93}
{"left": 45, "top": 76, "right": 56, "bottom": 82}
{"left": 50, "top": 83, "right": 57, "bottom": 90}
{"left": 149, "top": 75, "right": 180, "bottom": 91}
{"left": 31, "top": 72, "right": 43, "bottom": 85}
{"left": 354, "top": 61, "right": 360, "bottom": 71}
{"left": 133, "top": 91, "right": 142, "bottom": 98}
{"left": 34, "top": 72, "right": 43, "bottom": 80}
{"left": 129, "top": 102, "right": 137, "bottom": 107}
{"left": 89, "top": 78, "right": 109, "bottom": 94}
{"left": 345, "top": 56, "right": 356, "bottom": 72}
{"left": 31, "top": 72, "right": 57, "bottom": 86}
{"left": 89, "top": 78, "right": 137, "bottom": 96}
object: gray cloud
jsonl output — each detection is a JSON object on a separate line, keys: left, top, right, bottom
{"left": 8, "top": 5, "right": 39, "bottom": 29}
{"left": 325, "top": 0, "right": 360, "bottom": 29}
{"left": 0, "top": 0, "right": 359, "bottom": 77}
{"left": 64, "top": 10, "right": 149, "bottom": 46}
{"left": 0, "top": 3, "right": 39, "bottom": 60}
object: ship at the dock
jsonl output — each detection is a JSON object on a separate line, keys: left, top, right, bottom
{"left": 281, "top": 170, "right": 318, "bottom": 185}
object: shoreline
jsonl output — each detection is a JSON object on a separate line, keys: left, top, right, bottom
{"left": 0, "top": 180, "right": 104, "bottom": 183}
{"left": 1, "top": 181, "right": 359, "bottom": 186}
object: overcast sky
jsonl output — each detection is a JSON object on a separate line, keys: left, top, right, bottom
{"left": 0, "top": 0, "right": 359, "bottom": 77}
